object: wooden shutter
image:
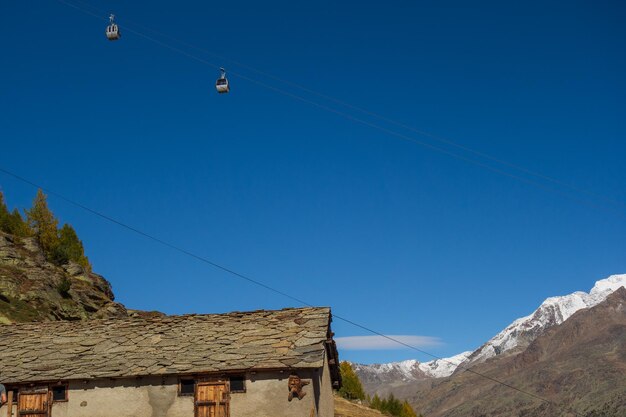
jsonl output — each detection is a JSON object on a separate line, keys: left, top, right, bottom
{"left": 17, "top": 387, "right": 49, "bottom": 417}
{"left": 195, "top": 381, "right": 230, "bottom": 417}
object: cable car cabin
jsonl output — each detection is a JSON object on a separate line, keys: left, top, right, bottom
{"left": 216, "top": 68, "right": 230, "bottom": 94}
{"left": 216, "top": 77, "right": 230, "bottom": 94}
{"left": 106, "top": 24, "right": 120, "bottom": 41}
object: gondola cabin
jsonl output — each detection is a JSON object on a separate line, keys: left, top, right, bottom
{"left": 105, "top": 24, "right": 120, "bottom": 41}
{"left": 105, "top": 14, "right": 120, "bottom": 41}
{"left": 216, "top": 68, "right": 230, "bottom": 93}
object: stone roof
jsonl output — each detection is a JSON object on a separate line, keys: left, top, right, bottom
{"left": 0, "top": 307, "right": 333, "bottom": 384}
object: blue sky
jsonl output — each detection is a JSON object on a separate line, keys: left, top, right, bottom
{"left": 1, "top": 0, "right": 625, "bottom": 364}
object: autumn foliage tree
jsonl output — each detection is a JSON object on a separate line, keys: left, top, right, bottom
{"left": 338, "top": 361, "right": 366, "bottom": 401}
{"left": 18, "top": 189, "right": 91, "bottom": 270}
{"left": 26, "top": 189, "right": 59, "bottom": 255}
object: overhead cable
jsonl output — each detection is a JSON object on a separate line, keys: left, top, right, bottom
{"left": 0, "top": 166, "right": 584, "bottom": 417}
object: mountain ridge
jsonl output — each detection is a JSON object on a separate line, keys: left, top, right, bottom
{"left": 408, "top": 287, "right": 626, "bottom": 417}
{"left": 354, "top": 274, "right": 626, "bottom": 393}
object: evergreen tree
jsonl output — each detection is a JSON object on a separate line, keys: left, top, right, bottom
{"left": 2, "top": 190, "right": 91, "bottom": 269}
{"left": 50, "top": 224, "right": 90, "bottom": 270}
{"left": 0, "top": 192, "right": 31, "bottom": 237}
{"left": 26, "top": 189, "right": 60, "bottom": 257}
{"left": 382, "top": 393, "right": 403, "bottom": 416}
{"left": 0, "top": 192, "right": 8, "bottom": 220}
{"left": 7, "top": 209, "right": 32, "bottom": 237}
{"left": 0, "top": 192, "right": 10, "bottom": 232}
{"left": 370, "top": 394, "right": 382, "bottom": 410}
{"left": 338, "top": 361, "right": 366, "bottom": 401}
{"left": 369, "top": 393, "right": 419, "bottom": 417}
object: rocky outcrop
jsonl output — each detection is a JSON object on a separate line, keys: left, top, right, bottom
{"left": 0, "top": 231, "right": 128, "bottom": 323}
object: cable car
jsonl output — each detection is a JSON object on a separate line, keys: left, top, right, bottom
{"left": 106, "top": 14, "right": 120, "bottom": 41}
{"left": 216, "top": 68, "right": 230, "bottom": 94}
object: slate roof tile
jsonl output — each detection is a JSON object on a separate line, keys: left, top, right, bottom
{"left": 0, "top": 307, "right": 331, "bottom": 384}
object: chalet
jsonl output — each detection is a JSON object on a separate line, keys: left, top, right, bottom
{"left": 0, "top": 307, "right": 341, "bottom": 417}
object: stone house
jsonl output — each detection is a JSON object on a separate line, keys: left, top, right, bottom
{"left": 0, "top": 307, "right": 341, "bottom": 417}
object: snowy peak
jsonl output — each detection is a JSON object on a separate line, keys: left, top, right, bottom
{"left": 352, "top": 351, "right": 473, "bottom": 389}
{"left": 352, "top": 360, "right": 428, "bottom": 385}
{"left": 467, "top": 274, "right": 626, "bottom": 364}
{"left": 589, "top": 274, "right": 626, "bottom": 303}
{"left": 417, "top": 351, "right": 472, "bottom": 378}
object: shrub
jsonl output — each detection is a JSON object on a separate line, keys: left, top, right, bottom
{"left": 57, "top": 276, "right": 72, "bottom": 297}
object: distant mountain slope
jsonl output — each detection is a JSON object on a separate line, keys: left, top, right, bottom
{"left": 354, "top": 274, "right": 626, "bottom": 393}
{"left": 409, "top": 287, "right": 626, "bottom": 417}
{"left": 0, "top": 231, "right": 130, "bottom": 323}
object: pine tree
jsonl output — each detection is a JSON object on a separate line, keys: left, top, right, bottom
{"left": 369, "top": 393, "right": 418, "bottom": 417}
{"left": 0, "top": 192, "right": 8, "bottom": 220}
{"left": 26, "top": 189, "right": 60, "bottom": 257}
{"left": 0, "top": 192, "right": 31, "bottom": 237}
{"left": 7, "top": 209, "right": 32, "bottom": 237}
{"left": 370, "top": 394, "right": 382, "bottom": 410}
{"left": 384, "top": 393, "right": 403, "bottom": 416}
{"left": 0, "top": 192, "right": 10, "bottom": 232}
{"left": 51, "top": 224, "right": 91, "bottom": 270}
{"left": 338, "top": 361, "right": 366, "bottom": 401}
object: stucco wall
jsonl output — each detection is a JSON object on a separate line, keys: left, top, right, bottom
{"left": 317, "top": 355, "right": 335, "bottom": 417}
{"left": 0, "top": 366, "right": 334, "bottom": 417}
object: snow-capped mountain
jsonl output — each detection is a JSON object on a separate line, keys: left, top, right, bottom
{"left": 353, "top": 274, "right": 626, "bottom": 388}
{"left": 352, "top": 360, "right": 427, "bottom": 385}
{"left": 466, "top": 273, "right": 626, "bottom": 364}
{"left": 417, "top": 351, "right": 473, "bottom": 378}
{"left": 352, "top": 351, "right": 473, "bottom": 391}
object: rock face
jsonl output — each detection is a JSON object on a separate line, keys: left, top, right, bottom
{"left": 0, "top": 231, "right": 129, "bottom": 323}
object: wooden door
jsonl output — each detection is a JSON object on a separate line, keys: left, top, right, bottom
{"left": 18, "top": 387, "right": 49, "bottom": 417}
{"left": 195, "top": 381, "right": 229, "bottom": 417}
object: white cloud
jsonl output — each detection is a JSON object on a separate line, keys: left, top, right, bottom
{"left": 335, "top": 335, "right": 443, "bottom": 350}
